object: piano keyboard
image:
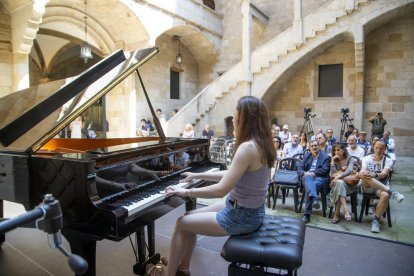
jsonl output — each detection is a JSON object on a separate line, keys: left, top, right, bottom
{"left": 103, "top": 166, "right": 219, "bottom": 220}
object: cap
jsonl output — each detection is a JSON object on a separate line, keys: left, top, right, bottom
{"left": 282, "top": 124, "right": 289, "bottom": 129}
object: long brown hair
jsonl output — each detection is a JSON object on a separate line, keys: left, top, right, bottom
{"left": 233, "top": 96, "right": 276, "bottom": 167}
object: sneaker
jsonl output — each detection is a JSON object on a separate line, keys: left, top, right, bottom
{"left": 301, "top": 215, "right": 310, "bottom": 224}
{"left": 312, "top": 200, "right": 320, "bottom": 209}
{"left": 371, "top": 219, "right": 381, "bottom": 233}
{"left": 391, "top": 191, "right": 404, "bottom": 203}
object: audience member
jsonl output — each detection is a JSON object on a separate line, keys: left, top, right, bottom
{"left": 171, "top": 108, "right": 179, "bottom": 117}
{"left": 352, "top": 128, "right": 359, "bottom": 138}
{"left": 156, "top": 108, "right": 167, "bottom": 134}
{"left": 137, "top": 118, "right": 152, "bottom": 137}
{"left": 346, "top": 135, "right": 365, "bottom": 160}
{"left": 359, "top": 140, "right": 404, "bottom": 233}
{"left": 169, "top": 151, "right": 190, "bottom": 170}
{"left": 367, "top": 136, "right": 380, "bottom": 155}
{"left": 273, "top": 136, "right": 283, "bottom": 166}
{"left": 298, "top": 140, "right": 331, "bottom": 223}
{"left": 69, "top": 115, "right": 84, "bottom": 138}
{"left": 329, "top": 144, "right": 357, "bottom": 223}
{"left": 369, "top": 112, "right": 387, "bottom": 139}
{"left": 316, "top": 133, "right": 331, "bottom": 155}
{"left": 344, "top": 124, "right": 355, "bottom": 140}
{"left": 182, "top": 123, "right": 195, "bottom": 138}
{"left": 311, "top": 128, "right": 323, "bottom": 141}
{"left": 279, "top": 124, "right": 291, "bottom": 144}
{"left": 282, "top": 133, "right": 303, "bottom": 159}
{"left": 299, "top": 132, "right": 309, "bottom": 151}
{"left": 357, "top": 131, "right": 371, "bottom": 152}
{"left": 201, "top": 124, "right": 214, "bottom": 140}
{"left": 326, "top": 129, "right": 337, "bottom": 146}
{"left": 382, "top": 130, "right": 396, "bottom": 165}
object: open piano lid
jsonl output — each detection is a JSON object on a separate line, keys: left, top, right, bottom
{"left": 0, "top": 47, "right": 159, "bottom": 154}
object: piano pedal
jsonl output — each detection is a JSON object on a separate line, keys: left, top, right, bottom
{"left": 133, "top": 253, "right": 160, "bottom": 275}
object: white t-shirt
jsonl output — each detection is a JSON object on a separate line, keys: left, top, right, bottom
{"left": 362, "top": 155, "right": 393, "bottom": 173}
{"left": 346, "top": 146, "right": 365, "bottom": 160}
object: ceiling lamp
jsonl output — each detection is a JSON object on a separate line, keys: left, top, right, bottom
{"left": 174, "top": 35, "right": 182, "bottom": 65}
{"left": 80, "top": 0, "right": 93, "bottom": 63}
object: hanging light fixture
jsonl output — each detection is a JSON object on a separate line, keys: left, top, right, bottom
{"left": 174, "top": 35, "right": 182, "bottom": 65}
{"left": 80, "top": 0, "right": 93, "bottom": 63}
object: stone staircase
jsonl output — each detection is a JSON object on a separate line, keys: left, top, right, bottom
{"left": 166, "top": 0, "right": 409, "bottom": 136}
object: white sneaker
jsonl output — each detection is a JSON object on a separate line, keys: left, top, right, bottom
{"left": 391, "top": 191, "right": 404, "bottom": 203}
{"left": 371, "top": 219, "right": 381, "bottom": 233}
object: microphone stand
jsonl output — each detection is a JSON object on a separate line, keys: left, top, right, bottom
{"left": 0, "top": 194, "right": 88, "bottom": 275}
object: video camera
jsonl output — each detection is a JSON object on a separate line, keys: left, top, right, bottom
{"left": 304, "top": 107, "right": 312, "bottom": 114}
{"left": 303, "top": 107, "right": 316, "bottom": 119}
{"left": 341, "top": 108, "right": 350, "bottom": 114}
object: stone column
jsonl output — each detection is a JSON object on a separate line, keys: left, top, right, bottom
{"left": 12, "top": 53, "right": 29, "bottom": 91}
{"left": 353, "top": 25, "right": 364, "bottom": 131}
{"left": 241, "top": 0, "right": 252, "bottom": 95}
{"left": 293, "top": 0, "right": 303, "bottom": 47}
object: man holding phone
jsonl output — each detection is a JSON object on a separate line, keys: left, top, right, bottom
{"left": 368, "top": 112, "right": 387, "bottom": 139}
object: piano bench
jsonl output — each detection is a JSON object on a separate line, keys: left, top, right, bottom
{"left": 220, "top": 215, "right": 306, "bottom": 276}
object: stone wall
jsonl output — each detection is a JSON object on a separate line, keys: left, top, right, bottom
{"left": 266, "top": 38, "right": 356, "bottom": 139}
{"left": 0, "top": 4, "right": 12, "bottom": 98}
{"left": 364, "top": 11, "right": 414, "bottom": 156}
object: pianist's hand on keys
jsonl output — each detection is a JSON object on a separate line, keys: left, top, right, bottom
{"left": 165, "top": 186, "right": 189, "bottom": 197}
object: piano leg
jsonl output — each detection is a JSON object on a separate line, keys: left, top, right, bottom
{"left": 133, "top": 222, "right": 160, "bottom": 275}
{"left": 0, "top": 199, "right": 4, "bottom": 247}
{"left": 62, "top": 228, "right": 100, "bottom": 276}
{"left": 185, "top": 197, "right": 197, "bottom": 212}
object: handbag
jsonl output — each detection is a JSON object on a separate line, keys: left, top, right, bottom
{"left": 274, "top": 169, "right": 299, "bottom": 186}
{"left": 343, "top": 172, "right": 360, "bottom": 187}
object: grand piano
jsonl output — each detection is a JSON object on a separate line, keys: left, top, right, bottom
{"left": 0, "top": 47, "right": 221, "bottom": 275}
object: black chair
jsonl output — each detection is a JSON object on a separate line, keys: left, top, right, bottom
{"left": 271, "top": 158, "right": 301, "bottom": 213}
{"left": 358, "top": 176, "right": 392, "bottom": 227}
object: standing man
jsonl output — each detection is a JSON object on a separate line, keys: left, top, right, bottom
{"left": 298, "top": 140, "right": 331, "bottom": 223}
{"left": 156, "top": 108, "right": 168, "bottom": 135}
{"left": 359, "top": 140, "right": 404, "bottom": 233}
{"left": 368, "top": 112, "right": 387, "bottom": 139}
{"left": 282, "top": 133, "right": 303, "bottom": 159}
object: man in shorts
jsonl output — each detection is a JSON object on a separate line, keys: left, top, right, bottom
{"left": 359, "top": 140, "right": 404, "bottom": 233}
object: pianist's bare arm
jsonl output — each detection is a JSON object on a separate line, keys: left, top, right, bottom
{"left": 180, "top": 170, "right": 227, "bottom": 183}
{"left": 167, "top": 141, "right": 256, "bottom": 198}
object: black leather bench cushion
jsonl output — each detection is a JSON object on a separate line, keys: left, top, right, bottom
{"left": 221, "top": 215, "right": 306, "bottom": 270}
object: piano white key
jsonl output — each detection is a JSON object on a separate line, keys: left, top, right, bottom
{"left": 124, "top": 167, "right": 219, "bottom": 217}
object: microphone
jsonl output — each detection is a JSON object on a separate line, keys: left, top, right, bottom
{"left": 37, "top": 195, "right": 89, "bottom": 275}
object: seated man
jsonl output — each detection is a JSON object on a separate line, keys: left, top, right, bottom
{"left": 344, "top": 124, "right": 355, "bottom": 140}
{"left": 382, "top": 130, "right": 396, "bottom": 165}
{"left": 346, "top": 135, "right": 365, "bottom": 160}
{"left": 298, "top": 140, "right": 331, "bottom": 223}
{"left": 359, "top": 140, "right": 404, "bottom": 233}
{"left": 316, "top": 133, "right": 331, "bottom": 155}
{"left": 326, "top": 129, "right": 337, "bottom": 146}
{"left": 282, "top": 133, "right": 303, "bottom": 159}
{"left": 357, "top": 131, "right": 371, "bottom": 152}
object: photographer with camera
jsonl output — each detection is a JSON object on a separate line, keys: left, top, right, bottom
{"left": 369, "top": 112, "right": 387, "bottom": 139}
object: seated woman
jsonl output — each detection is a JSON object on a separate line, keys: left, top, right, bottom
{"left": 329, "top": 143, "right": 357, "bottom": 223}
{"left": 299, "top": 132, "right": 309, "bottom": 151}
{"left": 161, "top": 96, "right": 275, "bottom": 276}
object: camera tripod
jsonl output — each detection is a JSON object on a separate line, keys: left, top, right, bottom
{"left": 339, "top": 112, "right": 353, "bottom": 142}
{"left": 300, "top": 113, "right": 316, "bottom": 139}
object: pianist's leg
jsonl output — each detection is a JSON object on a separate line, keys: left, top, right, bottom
{"left": 167, "top": 202, "right": 227, "bottom": 276}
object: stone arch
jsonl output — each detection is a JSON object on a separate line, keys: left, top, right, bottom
{"left": 259, "top": 1, "right": 414, "bottom": 102}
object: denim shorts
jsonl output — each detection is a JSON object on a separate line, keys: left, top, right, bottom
{"left": 216, "top": 197, "right": 265, "bottom": 236}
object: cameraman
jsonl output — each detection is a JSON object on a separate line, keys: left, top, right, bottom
{"left": 369, "top": 112, "right": 387, "bottom": 139}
